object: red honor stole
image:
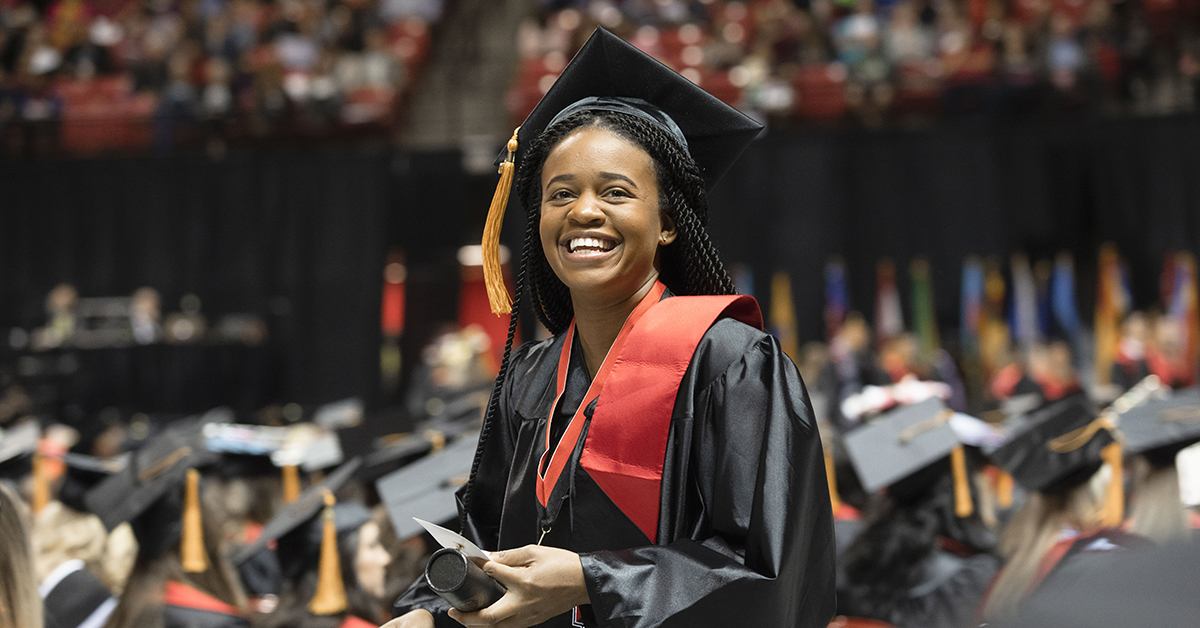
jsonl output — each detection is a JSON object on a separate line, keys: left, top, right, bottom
{"left": 536, "top": 281, "right": 762, "bottom": 542}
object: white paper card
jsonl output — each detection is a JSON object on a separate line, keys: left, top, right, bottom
{"left": 414, "top": 518, "right": 490, "bottom": 560}
{"left": 1177, "top": 442, "right": 1200, "bottom": 507}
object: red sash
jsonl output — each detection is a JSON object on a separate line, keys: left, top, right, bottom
{"left": 341, "top": 616, "right": 377, "bottom": 628}
{"left": 537, "top": 282, "right": 762, "bottom": 543}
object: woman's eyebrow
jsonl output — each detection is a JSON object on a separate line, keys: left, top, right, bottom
{"left": 545, "top": 173, "right": 576, "bottom": 190}
{"left": 598, "top": 172, "right": 637, "bottom": 188}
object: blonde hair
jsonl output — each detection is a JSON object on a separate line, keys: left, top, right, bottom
{"left": 0, "top": 483, "right": 43, "bottom": 628}
{"left": 982, "top": 471, "right": 1106, "bottom": 622}
{"left": 1127, "top": 456, "right": 1190, "bottom": 544}
{"left": 31, "top": 500, "right": 109, "bottom": 583}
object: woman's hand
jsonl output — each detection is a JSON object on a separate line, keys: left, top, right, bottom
{"left": 447, "top": 545, "right": 590, "bottom": 628}
{"left": 381, "top": 609, "right": 435, "bottom": 628}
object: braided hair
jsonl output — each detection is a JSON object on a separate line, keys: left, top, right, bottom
{"left": 461, "top": 109, "right": 737, "bottom": 530}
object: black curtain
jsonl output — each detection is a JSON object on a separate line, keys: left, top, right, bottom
{"left": 3, "top": 114, "right": 1199, "bottom": 413}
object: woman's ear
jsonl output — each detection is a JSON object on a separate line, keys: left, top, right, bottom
{"left": 659, "top": 215, "right": 678, "bottom": 246}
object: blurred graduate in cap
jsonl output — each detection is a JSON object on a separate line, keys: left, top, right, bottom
{"left": 390, "top": 26, "right": 834, "bottom": 628}
{"left": 978, "top": 394, "right": 1148, "bottom": 622}
{"left": 837, "top": 399, "right": 999, "bottom": 628}
{"left": 237, "top": 459, "right": 392, "bottom": 628}
{"left": 1111, "top": 378, "right": 1200, "bottom": 542}
{"left": 85, "top": 423, "right": 250, "bottom": 628}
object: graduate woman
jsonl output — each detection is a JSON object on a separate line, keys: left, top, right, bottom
{"left": 388, "top": 27, "right": 836, "bottom": 628}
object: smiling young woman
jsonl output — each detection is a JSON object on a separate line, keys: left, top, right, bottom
{"left": 387, "top": 27, "right": 835, "bottom": 628}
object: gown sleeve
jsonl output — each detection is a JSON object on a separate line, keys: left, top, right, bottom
{"left": 578, "top": 327, "right": 837, "bottom": 628}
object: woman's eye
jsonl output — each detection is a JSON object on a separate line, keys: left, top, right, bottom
{"left": 549, "top": 189, "right": 573, "bottom": 200}
{"left": 606, "top": 188, "right": 630, "bottom": 198}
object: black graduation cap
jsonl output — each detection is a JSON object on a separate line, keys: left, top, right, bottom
{"left": 1112, "top": 386, "right": 1200, "bottom": 465}
{"left": 57, "top": 452, "right": 127, "bottom": 513}
{"left": 84, "top": 420, "right": 220, "bottom": 561}
{"left": 376, "top": 430, "right": 479, "bottom": 540}
{"left": 844, "top": 398, "right": 963, "bottom": 494}
{"left": 989, "top": 394, "right": 1114, "bottom": 494}
{"left": 230, "top": 457, "right": 363, "bottom": 567}
{"left": 0, "top": 419, "right": 40, "bottom": 479}
{"left": 500, "top": 27, "right": 763, "bottom": 192}
{"left": 479, "top": 26, "right": 763, "bottom": 314}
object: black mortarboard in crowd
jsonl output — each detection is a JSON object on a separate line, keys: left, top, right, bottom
{"left": 990, "top": 394, "right": 1114, "bottom": 495}
{"left": 844, "top": 398, "right": 975, "bottom": 516}
{"left": 480, "top": 27, "right": 764, "bottom": 314}
{"left": 57, "top": 452, "right": 126, "bottom": 513}
{"left": 0, "top": 419, "right": 39, "bottom": 480}
{"left": 376, "top": 431, "right": 480, "bottom": 539}
{"left": 1112, "top": 385, "right": 1200, "bottom": 466}
{"left": 231, "top": 458, "right": 368, "bottom": 616}
{"left": 85, "top": 420, "right": 220, "bottom": 569}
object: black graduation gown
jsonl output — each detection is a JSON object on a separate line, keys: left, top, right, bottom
{"left": 395, "top": 315, "right": 837, "bottom": 628}
{"left": 41, "top": 562, "right": 116, "bottom": 628}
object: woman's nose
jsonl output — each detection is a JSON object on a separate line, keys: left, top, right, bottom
{"left": 567, "top": 192, "right": 605, "bottom": 225}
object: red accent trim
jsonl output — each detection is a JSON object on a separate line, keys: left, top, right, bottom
{"left": 580, "top": 291, "right": 762, "bottom": 541}
{"left": 833, "top": 503, "right": 862, "bottom": 522}
{"left": 163, "top": 581, "right": 244, "bottom": 617}
{"left": 536, "top": 282, "right": 667, "bottom": 509}
{"left": 1190, "top": 512, "right": 1200, "bottom": 530}
{"left": 341, "top": 617, "right": 377, "bottom": 628}
{"left": 1028, "top": 537, "right": 1075, "bottom": 593}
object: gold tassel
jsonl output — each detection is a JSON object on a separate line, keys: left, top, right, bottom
{"left": 1099, "top": 441, "right": 1125, "bottom": 528}
{"left": 951, "top": 445, "right": 974, "bottom": 518}
{"left": 482, "top": 128, "right": 520, "bottom": 315}
{"left": 181, "top": 469, "right": 210, "bottom": 573}
{"left": 31, "top": 451, "right": 50, "bottom": 516}
{"left": 825, "top": 449, "right": 841, "bottom": 514}
{"left": 308, "top": 489, "right": 348, "bottom": 615}
{"left": 997, "top": 468, "right": 1014, "bottom": 509}
{"left": 282, "top": 465, "right": 301, "bottom": 504}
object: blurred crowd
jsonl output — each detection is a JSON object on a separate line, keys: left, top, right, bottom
{"left": 513, "top": 0, "right": 1200, "bottom": 126}
{"left": 0, "top": 0, "right": 441, "bottom": 156}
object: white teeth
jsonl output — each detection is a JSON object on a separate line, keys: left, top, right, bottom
{"left": 568, "top": 237, "right": 615, "bottom": 253}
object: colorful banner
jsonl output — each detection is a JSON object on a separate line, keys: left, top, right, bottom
{"left": 910, "top": 258, "right": 940, "bottom": 365}
{"left": 1009, "top": 253, "right": 1040, "bottom": 349}
{"left": 876, "top": 258, "right": 904, "bottom": 348}
{"left": 770, "top": 272, "right": 800, "bottom": 362}
{"left": 1094, "top": 243, "right": 1128, "bottom": 387}
{"left": 825, "top": 259, "right": 849, "bottom": 341}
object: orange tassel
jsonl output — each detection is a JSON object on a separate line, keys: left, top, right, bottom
{"left": 825, "top": 449, "right": 842, "bottom": 514}
{"left": 951, "top": 445, "right": 974, "bottom": 518}
{"left": 282, "top": 465, "right": 300, "bottom": 504}
{"left": 31, "top": 451, "right": 50, "bottom": 516}
{"left": 1099, "top": 441, "right": 1124, "bottom": 528}
{"left": 308, "top": 489, "right": 348, "bottom": 615}
{"left": 997, "top": 468, "right": 1014, "bottom": 509}
{"left": 482, "top": 128, "right": 520, "bottom": 315}
{"left": 181, "top": 469, "right": 210, "bottom": 573}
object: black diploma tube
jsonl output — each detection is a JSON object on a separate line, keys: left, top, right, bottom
{"left": 425, "top": 547, "right": 507, "bottom": 612}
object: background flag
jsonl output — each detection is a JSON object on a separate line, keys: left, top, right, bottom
{"left": 910, "top": 258, "right": 940, "bottom": 365}
{"left": 825, "top": 259, "right": 849, "bottom": 341}
{"left": 770, "top": 272, "right": 800, "bottom": 362}
{"left": 1094, "top": 243, "right": 1128, "bottom": 387}
{"left": 876, "top": 258, "right": 904, "bottom": 348}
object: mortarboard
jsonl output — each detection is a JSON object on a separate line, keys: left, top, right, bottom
{"left": 1111, "top": 384, "right": 1200, "bottom": 465}
{"left": 0, "top": 419, "right": 40, "bottom": 477}
{"left": 84, "top": 420, "right": 220, "bottom": 571}
{"left": 989, "top": 394, "right": 1115, "bottom": 495}
{"left": 231, "top": 458, "right": 367, "bottom": 616}
{"left": 57, "top": 452, "right": 126, "bottom": 513}
{"left": 376, "top": 431, "right": 480, "bottom": 540}
{"left": 988, "top": 393, "right": 1127, "bottom": 528}
{"left": 480, "top": 27, "right": 764, "bottom": 314}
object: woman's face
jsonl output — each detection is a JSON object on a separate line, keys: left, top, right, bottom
{"left": 354, "top": 521, "right": 389, "bottom": 599}
{"left": 539, "top": 125, "right": 676, "bottom": 308}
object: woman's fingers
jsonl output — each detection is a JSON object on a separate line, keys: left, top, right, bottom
{"left": 447, "top": 596, "right": 519, "bottom": 627}
{"left": 380, "top": 609, "right": 435, "bottom": 628}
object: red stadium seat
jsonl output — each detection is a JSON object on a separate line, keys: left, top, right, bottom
{"left": 794, "top": 64, "right": 847, "bottom": 122}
